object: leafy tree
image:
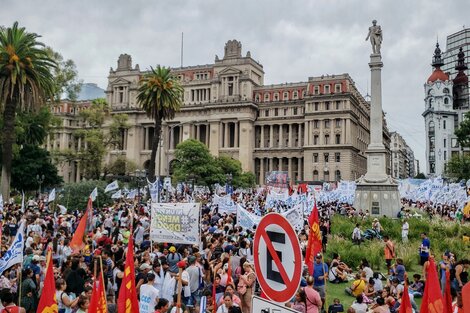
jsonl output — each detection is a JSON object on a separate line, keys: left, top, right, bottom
{"left": 108, "top": 113, "right": 130, "bottom": 150}
{"left": 11, "top": 144, "right": 62, "bottom": 192}
{"left": 61, "top": 180, "right": 112, "bottom": 211}
{"left": 45, "top": 47, "right": 82, "bottom": 102}
{"left": 216, "top": 155, "right": 255, "bottom": 188}
{"left": 172, "top": 139, "right": 223, "bottom": 191}
{"left": 104, "top": 156, "right": 137, "bottom": 177}
{"left": 0, "top": 22, "right": 56, "bottom": 199}
{"left": 237, "top": 172, "right": 256, "bottom": 189}
{"left": 16, "top": 107, "right": 58, "bottom": 146}
{"left": 455, "top": 111, "right": 470, "bottom": 148}
{"left": 445, "top": 154, "right": 470, "bottom": 181}
{"left": 137, "top": 65, "right": 183, "bottom": 180}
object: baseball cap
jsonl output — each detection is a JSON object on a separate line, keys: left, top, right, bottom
{"left": 140, "top": 263, "right": 152, "bottom": 271}
{"left": 169, "top": 246, "right": 177, "bottom": 253}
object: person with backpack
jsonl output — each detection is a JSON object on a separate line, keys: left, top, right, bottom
{"left": 167, "top": 246, "right": 182, "bottom": 274}
{"left": 55, "top": 278, "right": 79, "bottom": 313}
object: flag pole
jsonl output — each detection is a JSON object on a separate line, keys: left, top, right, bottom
{"left": 17, "top": 264, "right": 23, "bottom": 309}
{"left": 99, "top": 255, "right": 108, "bottom": 308}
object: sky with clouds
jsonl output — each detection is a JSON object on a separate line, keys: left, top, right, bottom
{"left": 2, "top": 0, "right": 469, "bottom": 172}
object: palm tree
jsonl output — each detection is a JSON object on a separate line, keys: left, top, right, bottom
{"left": 0, "top": 22, "right": 56, "bottom": 199}
{"left": 137, "top": 65, "right": 183, "bottom": 180}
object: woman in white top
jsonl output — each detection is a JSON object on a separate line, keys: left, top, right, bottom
{"left": 217, "top": 292, "right": 241, "bottom": 313}
{"left": 55, "top": 279, "right": 79, "bottom": 313}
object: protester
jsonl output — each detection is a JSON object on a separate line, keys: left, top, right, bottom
{"left": 419, "top": 232, "right": 431, "bottom": 265}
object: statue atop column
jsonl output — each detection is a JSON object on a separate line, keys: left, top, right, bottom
{"left": 365, "top": 20, "right": 383, "bottom": 54}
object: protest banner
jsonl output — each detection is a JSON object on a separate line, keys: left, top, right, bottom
{"left": 151, "top": 203, "right": 200, "bottom": 245}
{"left": 236, "top": 204, "right": 261, "bottom": 230}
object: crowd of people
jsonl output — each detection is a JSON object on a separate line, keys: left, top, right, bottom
{"left": 0, "top": 188, "right": 466, "bottom": 313}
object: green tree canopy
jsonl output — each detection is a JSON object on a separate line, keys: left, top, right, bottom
{"left": 11, "top": 144, "right": 62, "bottom": 192}
{"left": 455, "top": 111, "right": 470, "bottom": 148}
{"left": 137, "top": 65, "right": 183, "bottom": 180}
{"left": 0, "top": 22, "right": 57, "bottom": 199}
{"left": 61, "top": 180, "right": 112, "bottom": 211}
{"left": 445, "top": 154, "right": 470, "bottom": 181}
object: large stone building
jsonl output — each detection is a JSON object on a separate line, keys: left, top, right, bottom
{"left": 390, "top": 131, "right": 415, "bottom": 179}
{"left": 50, "top": 40, "right": 391, "bottom": 184}
{"left": 423, "top": 41, "right": 469, "bottom": 177}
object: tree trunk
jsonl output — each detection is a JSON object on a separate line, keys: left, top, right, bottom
{"left": 1, "top": 100, "right": 17, "bottom": 201}
{"left": 148, "top": 118, "right": 162, "bottom": 181}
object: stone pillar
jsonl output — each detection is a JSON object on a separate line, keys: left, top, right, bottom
{"left": 304, "top": 122, "right": 308, "bottom": 146}
{"left": 288, "top": 158, "right": 292, "bottom": 181}
{"left": 269, "top": 125, "right": 274, "bottom": 148}
{"left": 298, "top": 124, "right": 302, "bottom": 147}
{"left": 260, "top": 126, "right": 264, "bottom": 148}
{"left": 224, "top": 123, "right": 229, "bottom": 148}
{"left": 209, "top": 121, "right": 220, "bottom": 157}
{"left": 297, "top": 158, "right": 302, "bottom": 181}
{"left": 238, "top": 120, "right": 254, "bottom": 171}
{"left": 279, "top": 125, "right": 283, "bottom": 148}
{"left": 288, "top": 124, "right": 293, "bottom": 147}
{"left": 259, "top": 158, "right": 265, "bottom": 185}
{"left": 234, "top": 121, "right": 239, "bottom": 147}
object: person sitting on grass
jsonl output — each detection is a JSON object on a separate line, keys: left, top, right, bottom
{"left": 372, "top": 272, "right": 383, "bottom": 293}
{"left": 329, "top": 263, "right": 347, "bottom": 284}
{"left": 362, "top": 278, "right": 377, "bottom": 303}
{"left": 327, "top": 298, "right": 344, "bottom": 313}
{"left": 408, "top": 274, "right": 424, "bottom": 298}
{"left": 345, "top": 273, "right": 366, "bottom": 297}
{"left": 350, "top": 295, "right": 367, "bottom": 313}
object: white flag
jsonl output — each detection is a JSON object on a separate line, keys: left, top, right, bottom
{"left": 58, "top": 205, "right": 67, "bottom": 215}
{"left": 0, "top": 194, "right": 3, "bottom": 212}
{"left": 90, "top": 187, "right": 98, "bottom": 202}
{"left": 111, "top": 190, "right": 122, "bottom": 199}
{"left": 20, "top": 191, "right": 25, "bottom": 213}
{"left": 104, "top": 180, "right": 119, "bottom": 193}
{"left": 126, "top": 189, "right": 137, "bottom": 199}
{"left": 48, "top": 189, "right": 56, "bottom": 203}
{"left": 0, "top": 222, "right": 25, "bottom": 275}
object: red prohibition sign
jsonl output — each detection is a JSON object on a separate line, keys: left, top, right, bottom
{"left": 254, "top": 213, "right": 302, "bottom": 303}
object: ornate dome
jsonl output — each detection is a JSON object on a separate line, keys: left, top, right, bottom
{"left": 427, "top": 68, "right": 449, "bottom": 83}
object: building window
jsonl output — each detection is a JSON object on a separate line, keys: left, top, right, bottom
{"left": 283, "top": 92, "right": 289, "bottom": 100}
{"left": 314, "top": 102, "right": 319, "bottom": 111}
{"left": 325, "top": 102, "right": 330, "bottom": 110}
{"left": 324, "top": 85, "right": 330, "bottom": 94}
{"left": 335, "top": 134, "right": 341, "bottom": 144}
{"left": 264, "top": 93, "right": 270, "bottom": 101}
{"left": 313, "top": 153, "right": 318, "bottom": 162}
{"left": 444, "top": 138, "right": 446, "bottom": 148}
{"left": 255, "top": 94, "right": 260, "bottom": 102}
{"left": 444, "top": 151, "right": 447, "bottom": 161}
{"left": 429, "top": 121, "right": 435, "bottom": 133}
{"left": 293, "top": 91, "right": 298, "bottom": 99}
{"left": 314, "top": 135, "right": 319, "bottom": 145}
{"left": 293, "top": 107, "right": 298, "bottom": 115}
{"left": 335, "top": 170, "right": 341, "bottom": 181}
{"left": 336, "top": 101, "right": 341, "bottom": 110}
{"left": 314, "top": 120, "right": 319, "bottom": 128}
{"left": 302, "top": 90, "right": 306, "bottom": 98}
{"left": 443, "top": 87, "right": 450, "bottom": 94}
{"left": 325, "top": 135, "right": 330, "bottom": 144}
{"left": 324, "top": 120, "right": 330, "bottom": 128}
{"left": 314, "top": 86, "right": 320, "bottom": 95}
{"left": 265, "top": 109, "right": 269, "bottom": 117}
{"left": 444, "top": 97, "right": 449, "bottom": 104}
{"left": 324, "top": 153, "right": 329, "bottom": 162}
{"left": 324, "top": 171, "right": 330, "bottom": 181}
{"left": 274, "top": 108, "right": 279, "bottom": 116}
{"left": 313, "top": 170, "right": 319, "bottom": 180}
{"left": 335, "top": 152, "right": 340, "bottom": 162}
{"left": 335, "top": 118, "right": 341, "bottom": 128}
{"left": 274, "top": 93, "right": 279, "bottom": 101}
{"left": 451, "top": 138, "right": 459, "bottom": 148}
{"left": 228, "top": 76, "right": 234, "bottom": 96}
{"left": 335, "top": 84, "right": 342, "bottom": 93}
{"left": 443, "top": 120, "right": 446, "bottom": 129}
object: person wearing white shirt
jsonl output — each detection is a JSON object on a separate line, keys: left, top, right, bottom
{"left": 350, "top": 295, "right": 368, "bottom": 313}
{"left": 217, "top": 293, "right": 241, "bottom": 313}
{"left": 139, "top": 273, "right": 160, "bottom": 313}
{"left": 401, "top": 220, "right": 409, "bottom": 243}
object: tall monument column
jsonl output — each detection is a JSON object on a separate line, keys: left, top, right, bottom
{"left": 354, "top": 20, "right": 400, "bottom": 217}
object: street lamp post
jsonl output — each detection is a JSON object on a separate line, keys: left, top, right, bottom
{"left": 36, "top": 174, "right": 45, "bottom": 194}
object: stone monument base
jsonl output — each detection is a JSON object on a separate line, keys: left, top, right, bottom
{"left": 354, "top": 182, "right": 401, "bottom": 217}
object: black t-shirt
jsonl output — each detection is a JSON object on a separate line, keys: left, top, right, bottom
{"left": 328, "top": 303, "right": 344, "bottom": 313}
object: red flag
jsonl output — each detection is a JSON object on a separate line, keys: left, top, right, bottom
{"left": 89, "top": 271, "right": 107, "bottom": 313}
{"left": 420, "top": 257, "right": 444, "bottom": 313}
{"left": 304, "top": 200, "right": 322, "bottom": 275}
{"left": 298, "top": 183, "right": 308, "bottom": 194}
{"left": 70, "top": 209, "right": 88, "bottom": 253}
{"left": 37, "top": 248, "right": 58, "bottom": 313}
{"left": 212, "top": 272, "right": 217, "bottom": 312}
{"left": 399, "top": 278, "right": 412, "bottom": 313}
{"left": 462, "top": 282, "right": 470, "bottom": 313}
{"left": 117, "top": 227, "right": 139, "bottom": 313}
{"left": 443, "top": 270, "right": 452, "bottom": 313}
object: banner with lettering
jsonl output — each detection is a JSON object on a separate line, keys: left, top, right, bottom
{"left": 150, "top": 203, "right": 200, "bottom": 244}
{"left": 236, "top": 204, "right": 261, "bottom": 230}
{"left": 213, "top": 194, "right": 237, "bottom": 214}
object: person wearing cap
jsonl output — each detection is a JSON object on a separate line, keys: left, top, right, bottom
{"left": 312, "top": 254, "right": 328, "bottom": 312}
{"left": 136, "top": 263, "right": 152, "bottom": 290}
{"left": 167, "top": 246, "right": 182, "bottom": 274}
{"left": 186, "top": 255, "right": 203, "bottom": 307}
{"left": 139, "top": 273, "right": 159, "bottom": 313}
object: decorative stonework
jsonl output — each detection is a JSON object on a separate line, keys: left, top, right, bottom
{"left": 224, "top": 40, "right": 242, "bottom": 59}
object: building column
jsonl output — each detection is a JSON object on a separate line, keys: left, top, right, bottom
{"left": 298, "top": 158, "right": 303, "bottom": 181}
{"left": 288, "top": 124, "right": 293, "bottom": 147}
{"left": 298, "top": 124, "right": 302, "bottom": 147}
{"left": 288, "top": 158, "right": 292, "bottom": 181}
{"left": 260, "top": 126, "right": 264, "bottom": 148}
{"left": 304, "top": 122, "right": 308, "bottom": 146}
{"left": 279, "top": 125, "right": 283, "bottom": 148}
{"left": 224, "top": 123, "right": 229, "bottom": 148}
{"left": 269, "top": 157, "right": 273, "bottom": 172}
{"left": 234, "top": 121, "right": 239, "bottom": 147}
{"left": 269, "top": 125, "right": 274, "bottom": 148}
{"left": 259, "top": 158, "right": 265, "bottom": 185}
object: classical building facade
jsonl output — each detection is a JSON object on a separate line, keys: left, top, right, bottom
{"left": 423, "top": 42, "right": 469, "bottom": 177}
{"left": 390, "top": 131, "right": 415, "bottom": 179}
{"left": 50, "top": 40, "right": 392, "bottom": 184}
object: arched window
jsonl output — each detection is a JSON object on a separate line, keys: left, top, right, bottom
{"left": 255, "top": 94, "right": 260, "bottom": 102}
{"left": 444, "top": 97, "right": 449, "bottom": 104}
{"left": 313, "top": 170, "right": 319, "bottom": 181}
{"left": 443, "top": 88, "right": 450, "bottom": 94}
{"left": 264, "top": 93, "right": 270, "bottom": 101}
{"left": 293, "top": 91, "right": 299, "bottom": 99}
{"left": 429, "top": 121, "right": 435, "bottom": 133}
{"left": 274, "top": 93, "right": 279, "bottom": 101}
{"left": 283, "top": 92, "right": 289, "bottom": 100}
{"left": 324, "top": 171, "right": 330, "bottom": 182}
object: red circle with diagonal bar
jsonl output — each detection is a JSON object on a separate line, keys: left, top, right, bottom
{"left": 254, "top": 213, "right": 302, "bottom": 303}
